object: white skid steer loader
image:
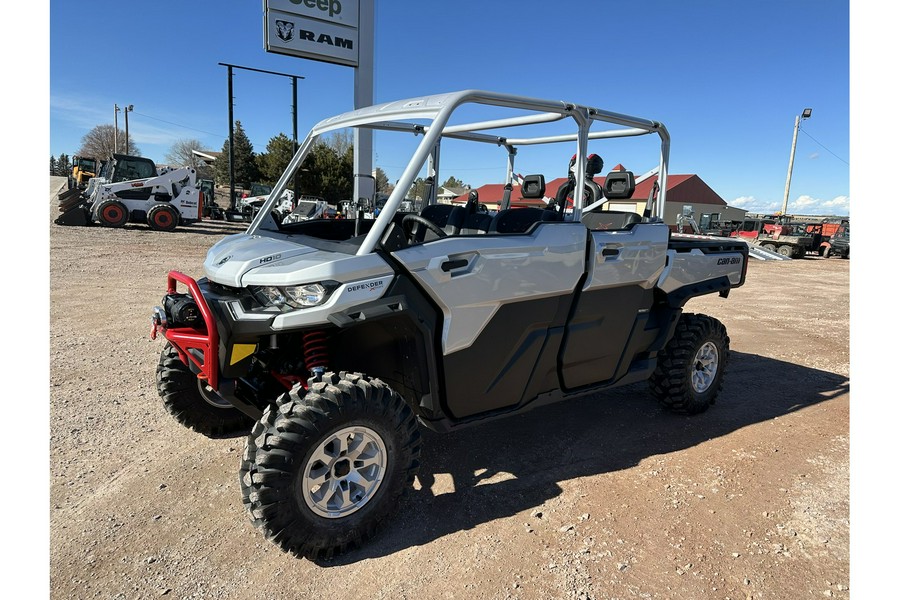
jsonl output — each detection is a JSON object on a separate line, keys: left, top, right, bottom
{"left": 55, "top": 153, "right": 203, "bottom": 232}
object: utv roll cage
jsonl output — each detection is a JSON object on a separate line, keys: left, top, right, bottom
{"left": 249, "top": 90, "right": 671, "bottom": 253}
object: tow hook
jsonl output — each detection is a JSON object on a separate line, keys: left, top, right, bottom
{"left": 150, "top": 306, "right": 167, "bottom": 340}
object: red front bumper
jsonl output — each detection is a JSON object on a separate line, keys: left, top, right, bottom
{"left": 150, "top": 271, "right": 220, "bottom": 390}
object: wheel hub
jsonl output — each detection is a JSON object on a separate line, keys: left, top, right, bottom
{"left": 301, "top": 425, "right": 387, "bottom": 519}
{"left": 691, "top": 341, "right": 719, "bottom": 393}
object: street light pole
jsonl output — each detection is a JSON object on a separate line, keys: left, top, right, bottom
{"left": 114, "top": 104, "right": 120, "bottom": 153}
{"left": 124, "top": 105, "right": 134, "bottom": 155}
{"left": 781, "top": 108, "right": 812, "bottom": 215}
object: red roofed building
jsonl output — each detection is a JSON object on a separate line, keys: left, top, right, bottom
{"left": 452, "top": 171, "right": 746, "bottom": 226}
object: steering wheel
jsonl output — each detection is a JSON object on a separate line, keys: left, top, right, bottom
{"left": 402, "top": 214, "right": 447, "bottom": 243}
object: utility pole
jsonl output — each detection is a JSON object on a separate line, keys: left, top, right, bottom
{"left": 124, "top": 105, "right": 134, "bottom": 155}
{"left": 114, "top": 105, "right": 120, "bottom": 153}
{"left": 781, "top": 108, "right": 812, "bottom": 215}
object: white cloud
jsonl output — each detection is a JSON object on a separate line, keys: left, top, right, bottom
{"left": 729, "top": 195, "right": 781, "bottom": 214}
{"left": 793, "top": 194, "right": 850, "bottom": 215}
{"left": 729, "top": 194, "right": 849, "bottom": 216}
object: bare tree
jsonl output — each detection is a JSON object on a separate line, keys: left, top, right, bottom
{"left": 326, "top": 129, "right": 353, "bottom": 156}
{"left": 77, "top": 124, "right": 140, "bottom": 160}
{"left": 166, "top": 139, "right": 205, "bottom": 168}
{"left": 166, "top": 138, "right": 214, "bottom": 178}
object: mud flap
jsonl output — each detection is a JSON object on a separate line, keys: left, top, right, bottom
{"left": 54, "top": 204, "right": 93, "bottom": 226}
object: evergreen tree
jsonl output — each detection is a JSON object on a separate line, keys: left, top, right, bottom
{"left": 441, "top": 176, "right": 468, "bottom": 190}
{"left": 50, "top": 155, "right": 58, "bottom": 176}
{"left": 57, "top": 153, "right": 71, "bottom": 177}
{"left": 215, "top": 121, "right": 260, "bottom": 204}
{"left": 257, "top": 133, "right": 296, "bottom": 187}
{"left": 374, "top": 167, "right": 394, "bottom": 195}
{"left": 298, "top": 141, "right": 353, "bottom": 204}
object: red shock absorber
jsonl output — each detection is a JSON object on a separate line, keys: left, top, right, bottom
{"left": 302, "top": 329, "right": 329, "bottom": 376}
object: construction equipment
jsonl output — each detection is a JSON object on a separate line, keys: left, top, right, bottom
{"left": 198, "top": 179, "right": 225, "bottom": 220}
{"left": 224, "top": 183, "right": 296, "bottom": 223}
{"left": 55, "top": 153, "right": 203, "bottom": 231}
{"left": 68, "top": 155, "right": 98, "bottom": 190}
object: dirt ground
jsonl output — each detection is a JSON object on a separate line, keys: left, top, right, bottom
{"left": 46, "top": 176, "right": 849, "bottom": 599}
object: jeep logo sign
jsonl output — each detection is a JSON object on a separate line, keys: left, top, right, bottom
{"left": 269, "top": 0, "right": 357, "bottom": 26}
{"left": 265, "top": 0, "right": 360, "bottom": 67}
{"left": 289, "top": 0, "right": 344, "bottom": 20}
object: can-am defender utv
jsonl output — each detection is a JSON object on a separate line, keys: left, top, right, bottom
{"left": 150, "top": 90, "right": 749, "bottom": 560}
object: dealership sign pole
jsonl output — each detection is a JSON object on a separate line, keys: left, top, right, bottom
{"left": 264, "top": 0, "right": 374, "bottom": 206}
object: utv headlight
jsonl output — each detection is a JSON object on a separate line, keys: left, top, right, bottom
{"left": 285, "top": 283, "right": 329, "bottom": 307}
{"left": 253, "top": 286, "right": 289, "bottom": 308}
{"left": 251, "top": 282, "right": 335, "bottom": 311}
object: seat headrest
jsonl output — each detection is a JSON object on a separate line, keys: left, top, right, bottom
{"left": 521, "top": 175, "right": 545, "bottom": 199}
{"left": 466, "top": 189, "right": 479, "bottom": 213}
{"left": 568, "top": 153, "right": 604, "bottom": 178}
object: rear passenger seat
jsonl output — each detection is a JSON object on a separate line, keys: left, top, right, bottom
{"left": 580, "top": 210, "right": 642, "bottom": 230}
{"left": 445, "top": 190, "right": 492, "bottom": 235}
{"left": 488, "top": 207, "right": 562, "bottom": 234}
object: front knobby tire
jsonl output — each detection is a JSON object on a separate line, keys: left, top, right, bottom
{"left": 649, "top": 313, "right": 729, "bottom": 415}
{"left": 156, "top": 343, "right": 254, "bottom": 437}
{"left": 240, "top": 371, "right": 422, "bottom": 560}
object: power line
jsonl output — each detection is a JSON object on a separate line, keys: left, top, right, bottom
{"left": 131, "top": 111, "right": 227, "bottom": 140}
{"left": 799, "top": 128, "right": 849, "bottom": 166}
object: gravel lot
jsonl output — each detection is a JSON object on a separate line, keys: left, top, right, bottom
{"left": 46, "top": 176, "right": 849, "bottom": 599}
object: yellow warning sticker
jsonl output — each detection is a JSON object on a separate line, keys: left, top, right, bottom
{"left": 230, "top": 343, "right": 257, "bottom": 365}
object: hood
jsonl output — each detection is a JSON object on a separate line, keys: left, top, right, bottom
{"left": 203, "top": 233, "right": 392, "bottom": 288}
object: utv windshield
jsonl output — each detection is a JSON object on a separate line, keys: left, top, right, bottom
{"left": 247, "top": 90, "right": 670, "bottom": 256}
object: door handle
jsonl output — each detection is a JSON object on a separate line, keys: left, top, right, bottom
{"left": 441, "top": 258, "right": 469, "bottom": 272}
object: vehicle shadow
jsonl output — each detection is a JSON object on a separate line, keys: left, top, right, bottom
{"left": 318, "top": 351, "right": 849, "bottom": 566}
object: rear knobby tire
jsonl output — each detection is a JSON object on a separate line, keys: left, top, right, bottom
{"left": 240, "top": 371, "right": 422, "bottom": 560}
{"left": 156, "top": 343, "right": 254, "bottom": 437}
{"left": 649, "top": 313, "right": 729, "bottom": 415}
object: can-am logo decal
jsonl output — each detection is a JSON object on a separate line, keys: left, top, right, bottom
{"left": 216, "top": 255, "right": 232, "bottom": 266}
{"left": 275, "top": 20, "right": 294, "bottom": 42}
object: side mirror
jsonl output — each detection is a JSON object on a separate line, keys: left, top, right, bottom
{"left": 604, "top": 171, "right": 635, "bottom": 200}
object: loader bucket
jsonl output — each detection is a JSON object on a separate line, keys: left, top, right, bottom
{"left": 55, "top": 205, "right": 92, "bottom": 226}
{"left": 57, "top": 188, "right": 81, "bottom": 203}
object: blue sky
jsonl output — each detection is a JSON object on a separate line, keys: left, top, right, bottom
{"left": 46, "top": 0, "right": 852, "bottom": 216}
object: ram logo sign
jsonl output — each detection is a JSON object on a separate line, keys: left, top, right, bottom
{"left": 264, "top": 0, "right": 360, "bottom": 67}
